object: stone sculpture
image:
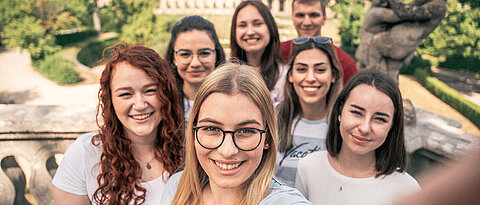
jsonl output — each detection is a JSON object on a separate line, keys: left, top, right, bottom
{"left": 355, "top": 0, "right": 447, "bottom": 82}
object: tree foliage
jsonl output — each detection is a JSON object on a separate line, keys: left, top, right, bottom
{"left": 331, "top": 0, "right": 366, "bottom": 48}
{"left": 418, "top": 0, "right": 480, "bottom": 72}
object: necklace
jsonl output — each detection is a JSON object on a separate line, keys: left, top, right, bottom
{"left": 135, "top": 154, "right": 156, "bottom": 170}
{"left": 338, "top": 179, "right": 354, "bottom": 191}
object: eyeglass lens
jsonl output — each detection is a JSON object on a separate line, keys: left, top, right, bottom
{"left": 293, "top": 36, "right": 331, "bottom": 44}
{"left": 195, "top": 126, "right": 263, "bottom": 151}
{"left": 175, "top": 48, "right": 215, "bottom": 65}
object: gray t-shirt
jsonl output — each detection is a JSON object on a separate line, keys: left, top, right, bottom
{"left": 275, "top": 117, "right": 328, "bottom": 187}
{"left": 160, "top": 171, "right": 311, "bottom": 205}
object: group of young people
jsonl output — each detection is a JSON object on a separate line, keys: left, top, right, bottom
{"left": 51, "top": 0, "right": 422, "bottom": 204}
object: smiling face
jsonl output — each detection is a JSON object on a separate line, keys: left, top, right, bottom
{"left": 338, "top": 84, "right": 394, "bottom": 157}
{"left": 195, "top": 92, "right": 267, "bottom": 190}
{"left": 174, "top": 29, "right": 216, "bottom": 88}
{"left": 289, "top": 48, "right": 335, "bottom": 108}
{"left": 235, "top": 5, "right": 271, "bottom": 56}
{"left": 111, "top": 62, "right": 162, "bottom": 140}
{"left": 292, "top": 1, "right": 326, "bottom": 37}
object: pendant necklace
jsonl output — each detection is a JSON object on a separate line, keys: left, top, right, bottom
{"left": 135, "top": 154, "right": 156, "bottom": 170}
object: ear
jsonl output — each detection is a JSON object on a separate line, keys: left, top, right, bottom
{"left": 288, "top": 71, "right": 293, "bottom": 83}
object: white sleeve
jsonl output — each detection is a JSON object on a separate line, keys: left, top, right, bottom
{"left": 295, "top": 158, "right": 308, "bottom": 199}
{"left": 52, "top": 134, "right": 89, "bottom": 195}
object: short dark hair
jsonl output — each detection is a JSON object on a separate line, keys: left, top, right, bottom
{"left": 164, "top": 15, "right": 226, "bottom": 99}
{"left": 292, "top": 0, "right": 327, "bottom": 16}
{"left": 326, "top": 70, "right": 406, "bottom": 177}
{"left": 230, "top": 0, "right": 283, "bottom": 91}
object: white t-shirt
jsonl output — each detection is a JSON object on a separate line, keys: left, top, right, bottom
{"left": 52, "top": 132, "right": 167, "bottom": 204}
{"left": 295, "top": 151, "right": 421, "bottom": 205}
{"left": 275, "top": 117, "right": 328, "bottom": 187}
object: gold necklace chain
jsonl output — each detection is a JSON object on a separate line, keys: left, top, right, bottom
{"left": 134, "top": 153, "right": 156, "bottom": 170}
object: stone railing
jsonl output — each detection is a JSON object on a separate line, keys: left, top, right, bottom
{"left": 0, "top": 101, "right": 478, "bottom": 204}
{"left": 0, "top": 104, "right": 96, "bottom": 205}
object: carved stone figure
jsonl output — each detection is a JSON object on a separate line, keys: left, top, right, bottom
{"left": 355, "top": 0, "right": 447, "bottom": 82}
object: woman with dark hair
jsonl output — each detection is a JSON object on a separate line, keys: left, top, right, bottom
{"left": 230, "top": 0, "right": 287, "bottom": 103}
{"left": 296, "top": 70, "right": 420, "bottom": 204}
{"left": 52, "top": 44, "right": 184, "bottom": 204}
{"left": 165, "top": 15, "right": 226, "bottom": 121}
{"left": 275, "top": 37, "right": 343, "bottom": 187}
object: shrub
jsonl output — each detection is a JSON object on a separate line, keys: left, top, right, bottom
{"left": 400, "top": 54, "right": 432, "bottom": 75}
{"left": 439, "top": 55, "right": 480, "bottom": 74}
{"left": 77, "top": 37, "right": 119, "bottom": 67}
{"left": 55, "top": 28, "right": 98, "bottom": 46}
{"left": 35, "top": 53, "right": 81, "bottom": 85}
{"left": 414, "top": 68, "right": 480, "bottom": 128}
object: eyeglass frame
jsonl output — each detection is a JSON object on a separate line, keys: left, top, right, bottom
{"left": 193, "top": 125, "right": 267, "bottom": 151}
{"left": 292, "top": 36, "right": 332, "bottom": 45}
{"left": 174, "top": 48, "right": 216, "bottom": 65}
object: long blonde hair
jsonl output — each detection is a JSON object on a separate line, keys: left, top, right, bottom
{"left": 171, "top": 62, "right": 278, "bottom": 205}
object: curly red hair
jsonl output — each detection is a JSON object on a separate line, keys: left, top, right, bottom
{"left": 92, "top": 43, "right": 184, "bottom": 204}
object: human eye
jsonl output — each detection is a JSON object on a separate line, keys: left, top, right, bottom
{"left": 118, "top": 92, "right": 132, "bottom": 97}
{"left": 294, "top": 13, "right": 305, "bottom": 18}
{"left": 315, "top": 67, "right": 327, "bottom": 72}
{"left": 253, "top": 20, "right": 264, "bottom": 26}
{"left": 201, "top": 126, "right": 222, "bottom": 133}
{"left": 309, "top": 12, "right": 321, "bottom": 18}
{"left": 145, "top": 88, "right": 157, "bottom": 95}
{"left": 237, "top": 128, "right": 258, "bottom": 134}
{"left": 350, "top": 110, "right": 362, "bottom": 116}
{"left": 237, "top": 22, "right": 247, "bottom": 28}
{"left": 178, "top": 51, "right": 192, "bottom": 57}
{"left": 374, "top": 116, "right": 388, "bottom": 123}
{"left": 198, "top": 50, "right": 213, "bottom": 57}
{"left": 295, "top": 67, "right": 307, "bottom": 73}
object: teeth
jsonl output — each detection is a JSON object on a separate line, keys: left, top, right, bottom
{"left": 215, "top": 161, "right": 241, "bottom": 170}
{"left": 132, "top": 113, "right": 151, "bottom": 120}
{"left": 246, "top": 39, "right": 258, "bottom": 42}
{"left": 303, "top": 87, "right": 318, "bottom": 92}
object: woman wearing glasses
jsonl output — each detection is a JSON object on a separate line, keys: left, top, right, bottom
{"left": 165, "top": 15, "right": 225, "bottom": 121}
{"left": 230, "top": 0, "right": 287, "bottom": 103}
{"left": 295, "top": 70, "right": 420, "bottom": 204}
{"left": 275, "top": 37, "right": 343, "bottom": 187}
{"left": 160, "top": 63, "right": 311, "bottom": 205}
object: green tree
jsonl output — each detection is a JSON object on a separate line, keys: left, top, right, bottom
{"left": 2, "top": 16, "right": 59, "bottom": 59}
{"left": 120, "top": 7, "right": 157, "bottom": 45}
{"left": 331, "top": 0, "right": 366, "bottom": 48}
{"left": 418, "top": 0, "right": 480, "bottom": 72}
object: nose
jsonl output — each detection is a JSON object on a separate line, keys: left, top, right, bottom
{"left": 189, "top": 53, "right": 202, "bottom": 68}
{"left": 246, "top": 24, "right": 255, "bottom": 35}
{"left": 133, "top": 94, "right": 148, "bottom": 110}
{"left": 303, "top": 15, "right": 312, "bottom": 25}
{"left": 217, "top": 133, "right": 239, "bottom": 157}
{"left": 305, "top": 68, "right": 316, "bottom": 82}
{"left": 358, "top": 118, "right": 371, "bottom": 135}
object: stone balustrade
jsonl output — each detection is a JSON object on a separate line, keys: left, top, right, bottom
{"left": 0, "top": 104, "right": 97, "bottom": 205}
{"left": 0, "top": 102, "right": 478, "bottom": 204}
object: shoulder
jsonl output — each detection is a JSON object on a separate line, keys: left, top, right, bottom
{"left": 281, "top": 40, "right": 292, "bottom": 48}
{"left": 261, "top": 178, "right": 311, "bottom": 205}
{"left": 66, "top": 132, "right": 100, "bottom": 156}
{"left": 387, "top": 171, "right": 421, "bottom": 190}
{"left": 159, "top": 171, "right": 183, "bottom": 205}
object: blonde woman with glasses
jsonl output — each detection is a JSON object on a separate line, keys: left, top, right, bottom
{"left": 160, "top": 62, "right": 311, "bottom": 205}
{"left": 165, "top": 15, "right": 225, "bottom": 121}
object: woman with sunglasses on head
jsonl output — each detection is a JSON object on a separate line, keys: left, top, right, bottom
{"left": 165, "top": 15, "right": 226, "bottom": 121}
{"left": 230, "top": 0, "right": 287, "bottom": 103}
{"left": 295, "top": 70, "right": 420, "bottom": 204}
{"left": 52, "top": 44, "right": 184, "bottom": 204}
{"left": 160, "top": 62, "right": 311, "bottom": 205}
{"left": 275, "top": 37, "right": 343, "bottom": 187}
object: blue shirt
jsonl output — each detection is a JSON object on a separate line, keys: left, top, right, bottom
{"left": 160, "top": 171, "right": 311, "bottom": 205}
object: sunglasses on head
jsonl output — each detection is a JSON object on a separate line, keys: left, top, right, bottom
{"left": 292, "top": 36, "right": 332, "bottom": 45}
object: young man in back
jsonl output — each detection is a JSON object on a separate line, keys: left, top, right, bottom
{"left": 281, "top": 0, "right": 357, "bottom": 83}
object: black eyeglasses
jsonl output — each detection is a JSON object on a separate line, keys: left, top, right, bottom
{"left": 174, "top": 48, "right": 215, "bottom": 65}
{"left": 292, "top": 36, "right": 332, "bottom": 45}
{"left": 193, "top": 126, "right": 267, "bottom": 151}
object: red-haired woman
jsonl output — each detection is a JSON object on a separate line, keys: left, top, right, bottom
{"left": 52, "top": 44, "right": 184, "bottom": 204}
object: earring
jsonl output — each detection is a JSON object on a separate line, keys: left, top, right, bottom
{"left": 265, "top": 143, "right": 270, "bottom": 149}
